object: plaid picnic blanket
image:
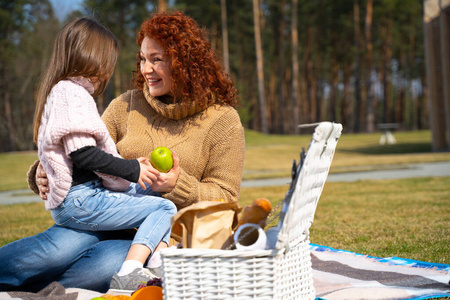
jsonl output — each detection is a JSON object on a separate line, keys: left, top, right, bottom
{"left": 1, "top": 245, "right": 448, "bottom": 300}
{"left": 311, "top": 244, "right": 450, "bottom": 300}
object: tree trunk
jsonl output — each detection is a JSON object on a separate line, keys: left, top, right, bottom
{"left": 301, "top": 21, "right": 311, "bottom": 124}
{"left": 353, "top": 0, "right": 362, "bottom": 132}
{"left": 158, "top": 0, "right": 167, "bottom": 12}
{"left": 329, "top": 30, "right": 338, "bottom": 122}
{"left": 315, "top": 0, "right": 324, "bottom": 122}
{"left": 277, "top": 0, "right": 286, "bottom": 133}
{"left": 253, "top": 0, "right": 268, "bottom": 133}
{"left": 211, "top": 19, "right": 219, "bottom": 51}
{"left": 418, "top": 77, "right": 427, "bottom": 130}
{"left": 291, "top": 0, "right": 300, "bottom": 132}
{"left": 364, "top": 0, "right": 375, "bottom": 132}
{"left": 268, "top": 68, "right": 277, "bottom": 131}
{"left": 220, "top": 0, "right": 230, "bottom": 74}
{"left": 3, "top": 90, "right": 15, "bottom": 150}
{"left": 396, "top": 53, "right": 406, "bottom": 128}
{"left": 303, "top": 23, "right": 314, "bottom": 124}
{"left": 305, "top": 37, "right": 317, "bottom": 124}
{"left": 309, "top": 59, "right": 317, "bottom": 123}
{"left": 232, "top": 0, "right": 244, "bottom": 85}
{"left": 341, "top": 63, "right": 352, "bottom": 132}
{"left": 408, "top": 12, "right": 416, "bottom": 130}
{"left": 381, "top": 13, "right": 393, "bottom": 124}
{"left": 1, "top": 64, "right": 15, "bottom": 151}
{"left": 114, "top": 8, "right": 126, "bottom": 100}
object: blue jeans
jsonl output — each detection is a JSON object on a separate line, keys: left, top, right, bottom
{"left": 0, "top": 182, "right": 176, "bottom": 293}
{"left": 50, "top": 180, "right": 176, "bottom": 251}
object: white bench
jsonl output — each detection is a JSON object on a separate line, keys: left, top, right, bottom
{"left": 377, "top": 123, "right": 399, "bottom": 145}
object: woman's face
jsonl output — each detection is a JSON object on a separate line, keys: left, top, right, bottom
{"left": 140, "top": 37, "right": 172, "bottom": 97}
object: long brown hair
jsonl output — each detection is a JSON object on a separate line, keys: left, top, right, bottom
{"left": 33, "top": 17, "right": 119, "bottom": 144}
{"left": 133, "top": 12, "right": 238, "bottom": 108}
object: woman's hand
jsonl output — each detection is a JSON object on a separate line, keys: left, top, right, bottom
{"left": 36, "top": 163, "right": 49, "bottom": 200}
{"left": 149, "top": 151, "right": 180, "bottom": 193}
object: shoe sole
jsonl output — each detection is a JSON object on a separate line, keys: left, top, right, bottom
{"left": 106, "top": 288, "right": 134, "bottom": 295}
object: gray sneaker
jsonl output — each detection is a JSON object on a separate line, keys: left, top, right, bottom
{"left": 109, "top": 267, "right": 158, "bottom": 293}
{"left": 148, "top": 266, "right": 162, "bottom": 278}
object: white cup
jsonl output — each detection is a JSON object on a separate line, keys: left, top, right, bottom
{"left": 234, "top": 223, "right": 267, "bottom": 250}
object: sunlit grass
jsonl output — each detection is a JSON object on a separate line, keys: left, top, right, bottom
{"left": 5, "top": 176, "right": 447, "bottom": 264}
{"left": 1, "top": 129, "right": 449, "bottom": 265}
{"left": 0, "top": 202, "right": 53, "bottom": 246}
{"left": 239, "top": 176, "right": 450, "bottom": 264}
{"left": 1, "top": 176, "right": 448, "bottom": 265}
{"left": 244, "top": 129, "right": 450, "bottom": 179}
{"left": 0, "top": 151, "right": 38, "bottom": 191}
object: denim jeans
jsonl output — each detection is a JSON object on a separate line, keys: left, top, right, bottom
{"left": 50, "top": 180, "right": 176, "bottom": 251}
{"left": 0, "top": 182, "right": 176, "bottom": 293}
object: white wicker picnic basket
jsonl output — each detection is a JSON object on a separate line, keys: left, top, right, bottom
{"left": 160, "top": 122, "right": 343, "bottom": 299}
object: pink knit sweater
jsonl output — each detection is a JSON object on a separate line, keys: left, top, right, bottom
{"left": 38, "top": 77, "right": 130, "bottom": 210}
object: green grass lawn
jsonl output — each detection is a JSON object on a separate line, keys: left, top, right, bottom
{"left": 1, "top": 176, "right": 448, "bottom": 265}
{"left": 238, "top": 176, "right": 450, "bottom": 265}
{"left": 244, "top": 129, "right": 450, "bottom": 179}
{"left": 0, "top": 151, "right": 38, "bottom": 191}
{"left": 0, "top": 129, "right": 449, "bottom": 265}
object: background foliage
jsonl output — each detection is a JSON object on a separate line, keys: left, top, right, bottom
{"left": 0, "top": 0, "right": 427, "bottom": 151}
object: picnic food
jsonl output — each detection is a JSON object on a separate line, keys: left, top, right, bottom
{"left": 149, "top": 147, "right": 173, "bottom": 172}
{"left": 237, "top": 198, "right": 272, "bottom": 228}
{"left": 146, "top": 277, "right": 163, "bottom": 287}
{"left": 253, "top": 198, "right": 272, "bottom": 213}
{"left": 131, "top": 285, "right": 163, "bottom": 299}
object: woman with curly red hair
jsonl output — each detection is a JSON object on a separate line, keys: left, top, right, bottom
{"left": 0, "top": 11, "right": 245, "bottom": 293}
{"left": 101, "top": 11, "right": 244, "bottom": 209}
{"left": 134, "top": 11, "right": 238, "bottom": 109}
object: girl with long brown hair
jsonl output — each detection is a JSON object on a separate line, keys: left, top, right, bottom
{"left": 32, "top": 16, "right": 176, "bottom": 292}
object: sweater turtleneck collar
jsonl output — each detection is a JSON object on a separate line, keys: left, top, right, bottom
{"left": 142, "top": 84, "right": 206, "bottom": 120}
{"left": 69, "top": 76, "right": 95, "bottom": 95}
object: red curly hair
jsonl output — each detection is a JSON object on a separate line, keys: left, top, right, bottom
{"left": 133, "top": 11, "right": 238, "bottom": 108}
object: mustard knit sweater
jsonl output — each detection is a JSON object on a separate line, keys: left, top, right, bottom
{"left": 101, "top": 86, "right": 245, "bottom": 210}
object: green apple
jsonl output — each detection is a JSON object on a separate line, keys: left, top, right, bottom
{"left": 150, "top": 147, "right": 173, "bottom": 172}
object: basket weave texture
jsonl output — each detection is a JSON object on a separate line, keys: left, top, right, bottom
{"left": 161, "top": 122, "right": 343, "bottom": 300}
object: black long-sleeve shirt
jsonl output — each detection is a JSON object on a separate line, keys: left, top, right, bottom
{"left": 69, "top": 146, "right": 140, "bottom": 187}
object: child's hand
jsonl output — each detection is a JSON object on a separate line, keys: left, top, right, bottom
{"left": 137, "top": 157, "right": 160, "bottom": 189}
